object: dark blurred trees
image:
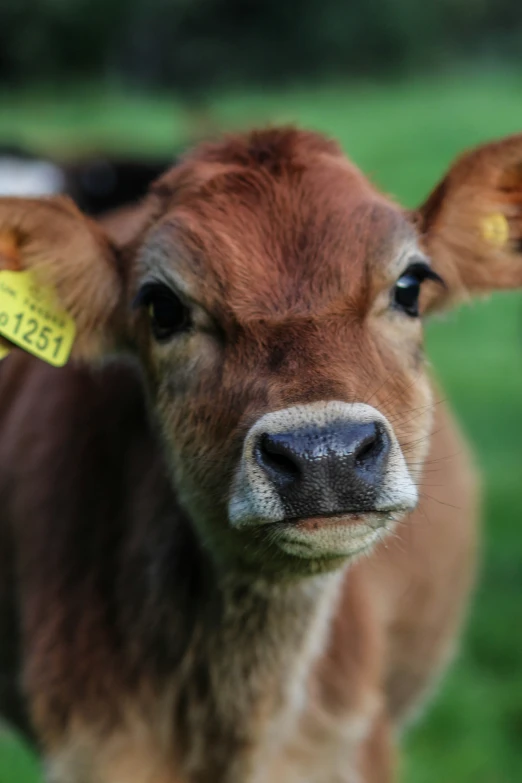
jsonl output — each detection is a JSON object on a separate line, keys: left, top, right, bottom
{"left": 1, "top": 0, "right": 521, "bottom": 98}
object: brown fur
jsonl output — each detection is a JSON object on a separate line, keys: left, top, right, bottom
{"left": 0, "top": 127, "right": 521, "bottom": 782}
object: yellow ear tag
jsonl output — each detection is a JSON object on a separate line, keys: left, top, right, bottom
{"left": 0, "top": 342, "right": 10, "bottom": 360}
{"left": 0, "top": 270, "right": 76, "bottom": 366}
{"left": 481, "top": 212, "right": 510, "bottom": 248}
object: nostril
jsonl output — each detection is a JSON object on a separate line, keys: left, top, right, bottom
{"left": 255, "top": 433, "right": 302, "bottom": 483}
{"left": 354, "top": 423, "right": 389, "bottom": 468}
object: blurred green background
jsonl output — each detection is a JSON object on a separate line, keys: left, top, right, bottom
{"left": 1, "top": 1, "right": 521, "bottom": 782}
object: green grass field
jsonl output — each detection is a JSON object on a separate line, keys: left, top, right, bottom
{"left": 1, "top": 72, "right": 521, "bottom": 783}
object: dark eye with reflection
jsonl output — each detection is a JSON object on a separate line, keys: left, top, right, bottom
{"left": 393, "top": 262, "right": 445, "bottom": 318}
{"left": 133, "top": 283, "right": 192, "bottom": 341}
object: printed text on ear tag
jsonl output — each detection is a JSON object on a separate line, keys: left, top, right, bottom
{"left": 0, "top": 270, "right": 75, "bottom": 367}
{"left": 480, "top": 213, "right": 510, "bottom": 248}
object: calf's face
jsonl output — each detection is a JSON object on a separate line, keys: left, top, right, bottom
{"left": 129, "top": 148, "right": 431, "bottom": 572}
{"left": 1, "top": 128, "right": 522, "bottom": 575}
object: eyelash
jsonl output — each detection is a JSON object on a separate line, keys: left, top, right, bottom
{"left": 392, "top": 262, "right": 445, "bottom": 318}
{"left": 133, "top": 283, "right": 192, "bottom": 341}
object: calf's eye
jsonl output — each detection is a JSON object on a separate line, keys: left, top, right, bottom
{"left": 134, "top": 283, "right": 192, "bottom": 341}
{"left": 393, "top": 262, "right": 445, "bottom": 318}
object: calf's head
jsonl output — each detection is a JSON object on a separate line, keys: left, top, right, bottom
{"left": 1, "top": 128, "right": 521, "bottom": 576}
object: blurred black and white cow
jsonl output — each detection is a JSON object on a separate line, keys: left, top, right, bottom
{"left": 0, "top": 144, "right": 174, "bottom": 215}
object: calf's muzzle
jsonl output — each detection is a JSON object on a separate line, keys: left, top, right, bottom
{"left": 228, "top": 401, "right": 418, "bottom": 529}
{"left": 254, "top": 421, "right": 391, "bottom": 520}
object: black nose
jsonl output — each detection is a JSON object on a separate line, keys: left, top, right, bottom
{"left": 254, "top": 421, "right": 391, "bottom": 519}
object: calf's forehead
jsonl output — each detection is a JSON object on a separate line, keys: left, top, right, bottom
{"left": 139, "top": 153, "right": 417, "bottom": 321}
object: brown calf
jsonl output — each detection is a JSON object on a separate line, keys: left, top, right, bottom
{"left": 0, "top": 128, "right": 521, "bottom": 783}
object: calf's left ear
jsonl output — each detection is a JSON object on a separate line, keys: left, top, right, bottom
{"left": 0, "top": 196, "right": 124, "bottom": 360}
{"left": 415, "top": 133, "right": 522, "bottom": 311}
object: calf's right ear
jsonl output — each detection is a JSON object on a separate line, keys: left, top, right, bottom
{"left": 0, "top": 196, "right": 124, "bottom": 361}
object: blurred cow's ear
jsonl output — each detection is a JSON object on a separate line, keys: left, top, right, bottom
{"left": 414, "top": 133, "right": 522, "bottom": 312}
{"left": 0, "top": 196, "right": 125, "bottom": 360}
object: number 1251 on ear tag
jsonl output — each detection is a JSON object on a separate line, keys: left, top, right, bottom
{"left": 0, "top": 270, "right": 76, "bottom": 367}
